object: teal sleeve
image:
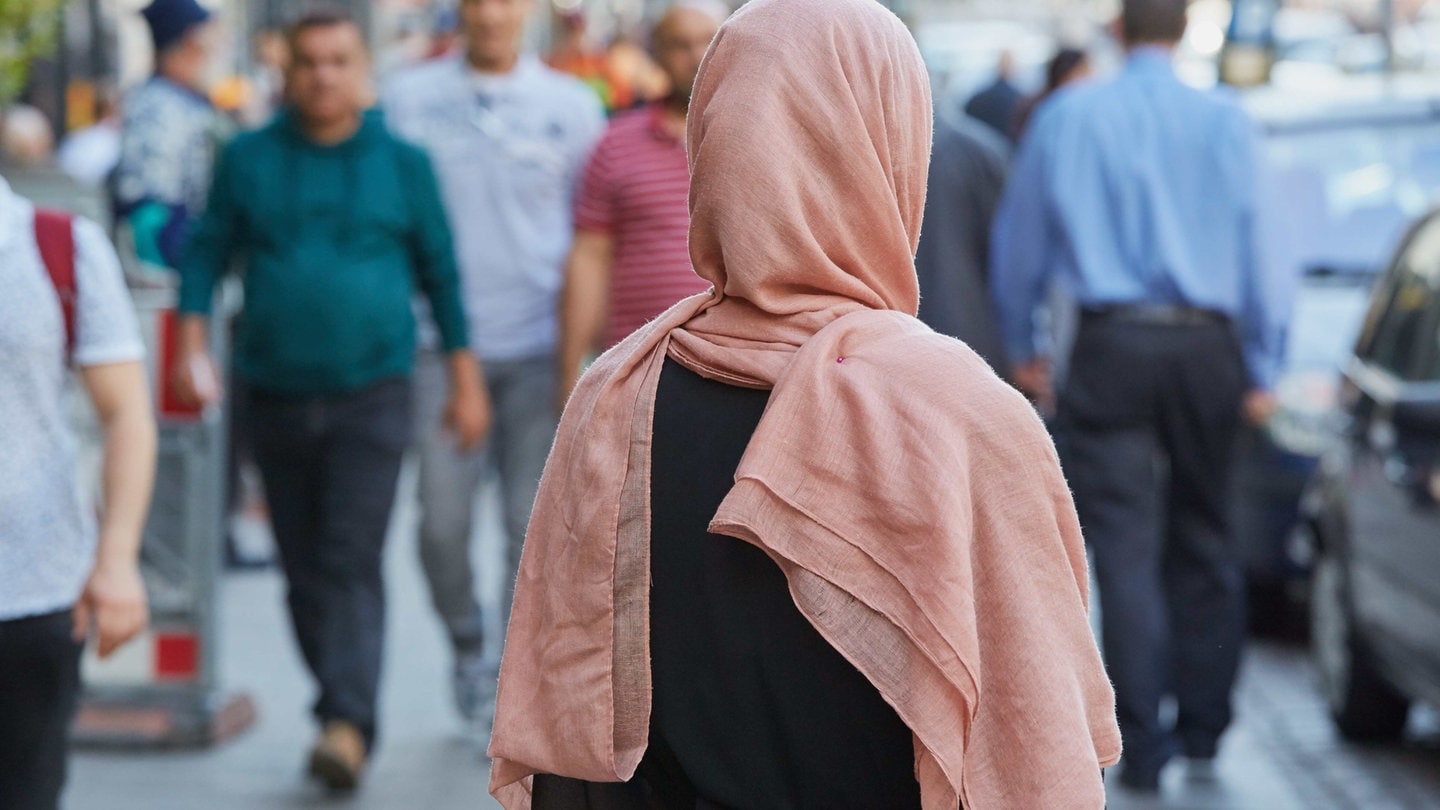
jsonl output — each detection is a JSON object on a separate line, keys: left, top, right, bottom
{"left": 127, "top": 203, "right": 171, "bottom": 267}
{"left": 177, "top": 145, "right": 239, "bottom": 317}
{"left": 406, "top": 149, "right": 470, "bottom": 353}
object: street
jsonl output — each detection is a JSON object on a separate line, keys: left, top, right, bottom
{"left": 67, "top": 466, "right": 1440, "bottom": 810}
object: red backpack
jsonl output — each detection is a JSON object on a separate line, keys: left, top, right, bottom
{"left": 34, "top": 208, "right": 77, "bottom": 362}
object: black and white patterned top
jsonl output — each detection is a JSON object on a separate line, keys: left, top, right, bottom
{"left": 114, "top": 76, "right": 227, "bottom": 218}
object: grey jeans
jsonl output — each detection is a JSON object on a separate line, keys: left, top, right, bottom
{"left": 413, "top": 351, "right": 558, "bottom": 658}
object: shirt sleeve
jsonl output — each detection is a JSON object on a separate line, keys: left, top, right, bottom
{"left": 1230, "top": 111, "right": 1293, "bottom": 390}
{"left": 405, "top": 148, "right": 470, "bottom": 354}
{"left": 377, "top": 74, "right": 420, "bottom": 145}
{"left": 177, "top": 143, "right": 241, "bottom": 317}
{"left": 72, "top": 218, "right": 145, "bottom": 368}
{"left": 574, "top": 132, "right": 616, "bottom": 233}
{"left": 990, "top": 113, "right": 1058, "bottom": 365}
{"left": 566, "top": 91, "right": 610, "bottom": 212}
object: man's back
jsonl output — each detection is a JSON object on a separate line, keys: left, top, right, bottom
{"left": 914, "top": 105, "right": 1009, "bottom": 369}
{"left": 1027, "top": 49, "right": 1254, "bottom": 307}
{"left": 992, "top": 46, "right": 1286, "bottom": 388}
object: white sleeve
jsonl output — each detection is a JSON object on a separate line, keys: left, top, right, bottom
{"left": 71, "top": 217, "right": 146, "bottom": 368}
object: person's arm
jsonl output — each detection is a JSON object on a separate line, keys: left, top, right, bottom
{"left": 1232, "top": 111, "right": 1290, "bottom": 424}
{"left": 66, "top": 218, "right": 155, "bottom": 658}
{"left": 407, "top": 149, "right": 490, "bottom": 450}
{"left": 558, "top": 230, "right": 615, "bottom": 408}
{"left": 173, "top": 145, "right": 240, "bottom": 407}
{"left": 74, "top": 361, "right": 156, "bottom": 657}
{"left": 559, "top": 127, "right": 617, "bottom": 411}
{"left": 990, "top": 114, "right": 1058, "bottom": 403}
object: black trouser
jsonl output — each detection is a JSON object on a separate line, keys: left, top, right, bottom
{"left": 0, "top": 610, "right": 84, "bottom": 810}
{"left": 248, "top": 377, "right": 412, "bottom": 751}
{"left": 1058, "top": 316, "right": 1247, "bottom": 777}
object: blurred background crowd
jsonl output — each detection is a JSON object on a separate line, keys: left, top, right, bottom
{"left": 6, "top": 0, "right": 1440, "bottom": 807}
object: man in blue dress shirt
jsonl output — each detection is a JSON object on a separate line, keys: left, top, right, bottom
{"left": 991, "top": 0, "right": 1292, "bottom": 793}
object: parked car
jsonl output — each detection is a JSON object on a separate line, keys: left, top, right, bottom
{"left": 1234, "top": 76, "right": 1440, "bottom": 633}
{"left": 1304, "top": 207, "right": 1440, "bottom": 741}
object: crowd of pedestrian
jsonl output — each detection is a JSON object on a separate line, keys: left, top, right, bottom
{"left": 0, "top": 0, "right": 1306, "bottom": 806}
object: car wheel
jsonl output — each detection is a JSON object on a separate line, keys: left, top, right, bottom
{"left": 1310, "top": 546, "right": 1410, "bottom": 742}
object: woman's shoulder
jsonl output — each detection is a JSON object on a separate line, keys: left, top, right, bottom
{"left": 817, "top": 310, "right": 1048, "bottom": 445}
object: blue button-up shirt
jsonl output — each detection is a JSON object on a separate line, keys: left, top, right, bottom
{"left": 990, "top": 47, "right": 1290, "bottom": 388}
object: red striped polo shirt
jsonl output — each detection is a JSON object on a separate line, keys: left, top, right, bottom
{"left": 575, "top": 104, "right": 709, "bottom": 349}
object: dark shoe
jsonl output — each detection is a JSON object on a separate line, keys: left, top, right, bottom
{"left": 308, "top": 721, "right": 367, "bottom": 792}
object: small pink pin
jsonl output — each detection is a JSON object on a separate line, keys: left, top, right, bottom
{"left": 836, "top": 356, "right": 846, "bottom": 364}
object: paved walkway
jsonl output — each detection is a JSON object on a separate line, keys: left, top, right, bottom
{"left": 69, "top": 469, "right": 502, "bottom": 810}
{"left": 67, "top": 471, "right": 1440, "bottom": 809}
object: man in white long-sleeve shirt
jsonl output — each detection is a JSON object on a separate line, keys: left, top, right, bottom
{"left": 381, "top": 0, "right": 605, "bottom": 727}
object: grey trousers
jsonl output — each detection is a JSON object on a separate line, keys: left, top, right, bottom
{"left": 412, "top": 351, "right": 558, "bottom": 658}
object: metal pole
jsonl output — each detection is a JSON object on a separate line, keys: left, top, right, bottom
{"left": 1381, "top": 0, "right": 1395, "bottom": 73}
{"left": 56, "top": 11, "right": 70, "bottom": 136}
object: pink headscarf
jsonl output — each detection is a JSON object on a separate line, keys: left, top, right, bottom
{"left": 488, "top": 0, "right": 1120, "bottom": 807}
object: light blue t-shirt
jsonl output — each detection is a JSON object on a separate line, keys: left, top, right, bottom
{"left": 382, "top": 56, "right": 606, "bottom": 362}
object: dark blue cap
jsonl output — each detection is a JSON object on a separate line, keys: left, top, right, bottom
{"left": 141, "top": 0, "right": 212, "bottom": 56}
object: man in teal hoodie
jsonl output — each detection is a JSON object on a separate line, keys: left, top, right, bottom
{"left": 173, "top": 11, "right": 490, "bottom": 791}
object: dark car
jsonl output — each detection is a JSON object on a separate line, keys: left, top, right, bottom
{"left": 1305, "top": 208, "right": 1440, "bottom": 741}
{"left": 1234, "top": 77, "right": 1440, "bottom": 632}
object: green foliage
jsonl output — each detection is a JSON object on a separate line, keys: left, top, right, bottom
{"left": 0, "top": 0, "right": 64, "bottom": 106}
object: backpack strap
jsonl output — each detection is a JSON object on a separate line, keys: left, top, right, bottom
{"left": 34, "top": 209, "right": 78, "bottom": 362}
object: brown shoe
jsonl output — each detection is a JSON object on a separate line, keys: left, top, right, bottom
{"left": 307, "top": 721, "right": 367, "bottom": 791}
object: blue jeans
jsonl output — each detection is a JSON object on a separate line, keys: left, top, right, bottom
{"left": 412, "top": 352, "right": 558, "bottom": 659}
{"left": 248, "top": 377, "right": 413, "bottom": 749}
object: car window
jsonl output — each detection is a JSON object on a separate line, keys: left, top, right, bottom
{"left": 1262, "top": 120, "right": 1440, "bottom": 276}
{"left": 1358, "top": 216, "right": 1440, "bottom": 380}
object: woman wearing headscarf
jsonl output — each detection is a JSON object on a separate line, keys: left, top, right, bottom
{"left": 487, "top": 0, "right": 1121, "bottom": 807}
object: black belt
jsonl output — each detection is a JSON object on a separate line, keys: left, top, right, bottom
{"left": 1080, "top": 303, "right": 1231, "bottom": 327}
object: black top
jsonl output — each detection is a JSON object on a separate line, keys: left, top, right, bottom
{"left": 533, "top": 358, "right": 920, "bottom": 810}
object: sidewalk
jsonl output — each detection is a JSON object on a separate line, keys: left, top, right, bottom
{"left": 68, "top": 466, "right": 502, "bottom": 810}
{"left": 67, "top": 465, "right": 1439, "bottom": 809}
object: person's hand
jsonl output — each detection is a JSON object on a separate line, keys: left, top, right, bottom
{"left": 445, "top": 382, "right": 492, "bottom": 452}
{"left": 171, "top": 350, "right": 223, "bottom": 409}
{"left": 1011, "top": 358, "right": 1055, "bottom": 409}
{"left": 1244, "top": 389, "right": 1278, "bottom": 427}
{"left": 73, "top": 556, "right": 149, "bottom": 659}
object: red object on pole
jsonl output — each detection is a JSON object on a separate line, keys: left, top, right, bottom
{"left": 156, "top": 308, "right": 204, "bottom": 421}
{"left": 154, "top": 632, "right": 201, "bottom": 681}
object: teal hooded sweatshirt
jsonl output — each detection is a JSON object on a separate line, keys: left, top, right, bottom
{"left": 179, "top": 110, "right": 467, "bottom": 395}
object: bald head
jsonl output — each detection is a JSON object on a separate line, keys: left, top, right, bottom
{"left": 652, "top": 3, "right": 723, "bottom": 105}
{"left": 2, "top": 106, "right": 54, "bottom": 168}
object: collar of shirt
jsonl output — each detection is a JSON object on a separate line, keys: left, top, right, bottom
{"left": 647, "top": 103, "right": 685, "bottom": 147}
{"left": 151, "top": 74, "right": 214, "bottom": 107}
{"left": 462, "top": 54, "right": 542, "bottom": 99}
{"left": 1126, "top": 45, "right": 1177, "bottom": 74}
